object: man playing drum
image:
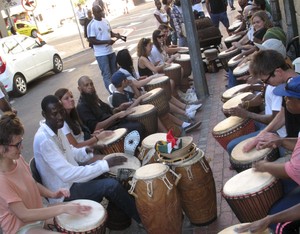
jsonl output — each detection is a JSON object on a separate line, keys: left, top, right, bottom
{"left": 34, "top": 95, "right": 141, "bottom": 225}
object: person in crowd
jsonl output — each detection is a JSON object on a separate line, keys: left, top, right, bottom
{"left": 54, "top": 88, "right": 113, "bottom": 148}
{"left": 87, "top": 5, "right": 122, "bottom": 92}
{"left": 93, "top": 0, "right": 109, "bottom": 16}
{"left": 84, "top": 9, "right": 93, "bottom": 48}
{"left": 154, "top": 0, "right": 169, "bottom": 27}
{"left": 205, "top": 0, "right": 231, "bottom": 35}
{"left": 236, "top": 78, "right": 300, "bottom": 233}
{"left": 162, "top": 0, "right": 177, "bottom": 45}
{"left": 76, "top": 76, "right": 145, "bottom": 137}
{"left": 0, "top": 112, "right": 92, "bottom": 234}
{"left": 76, "top": 3, "right": 87, "bottom": 26}
{"left": 0, "top": 86, "right": 13, "bottom": 113}
{"left": 34, "top": 95, "right": 141, "bottom": 223}
{"left": 171, "top": 0, "right": 188, "bottom": 47}
{"left": 191, "top": 0, "right": 205, "bottom": 18}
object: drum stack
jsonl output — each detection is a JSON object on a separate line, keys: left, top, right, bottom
{"left": 131, "top": 134, "right": 217, "bottom": 233}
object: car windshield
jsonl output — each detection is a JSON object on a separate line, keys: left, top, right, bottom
{"left": 15, "top": 36, "right": 40, "bottom": 50}
{"left": 2, "top": 38, "right": 23, "bottom": 54}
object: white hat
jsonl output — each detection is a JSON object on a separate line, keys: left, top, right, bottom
{"left": 293, "top": 57, "right": 300, "bottom": 73}
{"left": 254, "top": 39, "right": 286, "bottom": 58}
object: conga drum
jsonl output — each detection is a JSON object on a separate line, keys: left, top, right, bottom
{"left": 103, "top": 153, "right": 141, "bottom": 230}
{"left": 54, "top": 199, "right": 107, "bottom": 234}
{"left": 163, "top": 63, "right": 182, "bottom": 86}
{"left": 144, "top": 76, "right": 172, "bottom": 100}
{"left": 221, "top": 84, "right": 251, "bottom": 103}
{"left": 140, "top": 88, "right": 170, "bottom": 117}
{"left": 126, "top": 104, "right": 158, "bottom": 136}
{"left": 174, "top": 54, "right": 192, "bottom": 78}
{"left": 99, "top": 128, "right": 127, "bottom": 155}
{"left": 222, "top": 92, "right": 253, "bottom": 117}
{"left": 212, "top": 116, "right": 255, "bottom": 150}
{"left": 218, "top": 48, "right": 241, "bottom": 71}
{"left": 128, "top": 163, "right": 182, "bottom": 234}
{"left": 224, "top": 34, "right": 242, "bottom": 49}
{"left": 222, "top": 168, "right": 283, "bottom": 222}
{"left": 138, "top": 133, "right": 167, "bottom": 164}
{"left": 171, "top": 148, "right": 217, "bottom": 225}
{"left": 233, "top": 61, "right": 250, "bottom": 80}
{"left": 228, "top": 54, "right": 244, "bottom": 70}
{"left": 218, "top": 223, "right": 271, "bottom": 234}
{"left": 230, "top": 137, "right": 280, "bottom": 172}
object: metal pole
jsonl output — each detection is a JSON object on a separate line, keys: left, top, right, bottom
{"left": 180, "top": 0, "right": 209, "bottom": 98}
{"left": 69, "top": 0, "right": 86, "bottom": 49}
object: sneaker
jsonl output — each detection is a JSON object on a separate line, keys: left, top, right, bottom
{"left": 184, "top": 121, "right": 202, "bottom": 133}
{"left": 186, "top": 103, "right": 202, "bottom": 112}
{"left": 186, "top": 109, "right": 196, "bottom": 120}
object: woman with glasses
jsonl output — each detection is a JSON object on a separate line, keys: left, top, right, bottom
{"left": 0, "top": 112, "right": 92, "bottom": 234}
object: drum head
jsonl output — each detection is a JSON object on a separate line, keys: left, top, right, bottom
{"left": 223, "top": 168, "right": 275, "bottom": 196}
{"left": 99, "top": 128, "right": 127, "bottom": 145}
{"left": 228, "top": 54, "right": 243, "bottom": 67}
{"left": 142, "top": 133, "right": 167, "bottom": 149}
{"left": 128, "top": 104, "right": 156, "bottom": 117}
{"left": 222, "top": 84, "right": 250, "bottom": 100}
{"left": 233, "top": 62, "right": 250, "bottom": 76}
{"left": 103, "top": 153, "right": 141, "bottom": 176}
{"left": 142, "top": 88, "right": 163, "bottom": 101}
{"left": 147, "top": 76, "right": 169, "bottom": 85}
{"left": 231, "top": 137, "right": 272, "bottom": 162}
{"left": 55, "top": 199, "right": 106, "bottom": 232}
{"left": 175, "top": 54, "right": 190, "bottom": 61}
{"left": 134, "top": 163, "right": 169, "bottom": 180}
{"left": 213, "top": 116, "right": 245, "bottom": 133}
{"left": 218, "top": 223, "right": 270, "bottom": 234}
{"left": 178, "top": 47, "right": 189, "bottom": 54}
{"left": 223, "top": 92, "right": 252, "bottom": 110}
{"left": 224, "top": 34, "right": 242, "bottom": 42}
{"left": 218, "top": 48, "right": 241, "bottom": 58}
{"left": 163, "top": 63, "right": 181, "bottom": 71}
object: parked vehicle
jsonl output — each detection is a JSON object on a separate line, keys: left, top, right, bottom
{"left": 8, "top": 21, "right": 53, "bottom": 38}
{"left": 0, "top": 35, "right": 63, "bottom": 96}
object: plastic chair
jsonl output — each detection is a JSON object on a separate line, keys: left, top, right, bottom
{"left": 107, "top": 95, "right": 113, "bottom": 108}
{"left": 29, "top": 157, "right": 43, "bottom": 184}
{"left": 108, "top": 83, "right": 116, "bottom": 94}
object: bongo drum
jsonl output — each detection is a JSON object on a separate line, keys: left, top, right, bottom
{"left": 144, "top": 76, "right": 172, "bottom": 100}
{"left": 230, "top": 137, "right": 280, "bottom": 172}
{"left": 126, "top": 104, "right": 158, "bottom": 136}
{"left": 128, "top": 163, "right": 182, "bottom": 234}
{"left": 99, "top": 128, "right": 127, "bottom": 155}
{"left": 174, "top": 54, "right": 192, "bottom": 78}
{"left": 228, "top": 54, "right": 244, "bottom": 70}
{"left": 224, "top": 34, "right": 242, "bottom": 49}
{"left": 218, "top": 223, "right": 271, "bottom": 234}
{"left": 140, "top": 88, "right": 170, "bottom": 117}
{"left": 233, "top": 61, "right": 250, "bottom": 79}
{"left": 138, "top": 133, "right": 167, "bottom": 163}
{"left": 54, "top": 199, "right": 107, "bottom": 234}
{"left": 222, "top": 168, "right": 283, "bottom": 222}
{"left": 222, "top": 92, "right": 253, "bottom": 117}
{"left": 163, "top": 63, "right": 182, "bottom": 86}
{"left": 212, "top": 116, "right": 255, "bottom": 150}
{"left": 218, "top": 48, "right": 241, "bottom": 71}
{"left": 171, "top": 148, "right": 217, "bottom": 225}
{"left": 221, "top": 84, "right": 251, "bottom": 103}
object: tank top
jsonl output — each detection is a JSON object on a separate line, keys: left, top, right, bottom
{"left": 138, "top": 58, "right": 154, "bottom": 77}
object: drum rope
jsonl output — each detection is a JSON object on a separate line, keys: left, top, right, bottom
{"left": 128, "top": 178, "right": 137, "bottom": 195}
{"left": 138, "top": 147, "right": 145, "bottom": 160}
{"left": 185, "top": 165, "right": 194, "bottom": 180}
{"left": 200, "top": 159, "right": 209, "bottom": 173}
{"left": 146, "top": 180, "right": 154, "bottom": 197}
{"left": 161, "top": 175, "right": 173, "bottom": 191}
{"left": 169, "top": 168, "right": 182, "bottom": 185}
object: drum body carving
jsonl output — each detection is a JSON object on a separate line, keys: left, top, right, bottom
{"left": 174, "top": 54, "right": 192, "bottom": 78}
{"left": 126, "top": 104, "right": 158, "bottom": 136}
{"left": 171, "top": 149, "right": 217, "bottom": 225}
{"left": 222, "top": 169, "right": 283, "bottom": 222}
{"left": 163, "top": 63, "right": 182, "bottom": 86}
{"left": 212, "top": 116, "right": 255, "bottom": 150}
{"left": 218, "top": 48, "right": 241, "bottom": 71}
{"left": 144, "top": 76, "right": 172, "bottom": 100}
{"left": 99, "top": 128, "right": 127, "bottom": 155}
{"left": 54, "top": 199, "right": 107, "bottom": 234}
{"left": 230, "top": 137, "right": 280, "bottom": 172}
{"left": 129, "top": 163, "right": 182, "bottom": 234}
{"left": 141, "top": 88, "right": 170, "bottom": 117}
{"left": 221, "top": 84, "right": 250, "bottom": 103}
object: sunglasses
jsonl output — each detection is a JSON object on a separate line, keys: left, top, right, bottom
{"left": 157, "top": 35, "right": 164, "bottom": 38}
{"left": 7, "top": 138, "right": 23, "bottom": 149}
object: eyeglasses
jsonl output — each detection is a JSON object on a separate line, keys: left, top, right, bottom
{"left": 157, "top": 35, "right": 164, "bottom": 38}
{"left": 7, "top": 138, "right": 23, "bottom": 149}
{"left": 262, "top": 70, "right": 275, "bottom": 84}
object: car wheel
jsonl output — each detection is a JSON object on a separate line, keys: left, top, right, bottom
{"left": 53, "top": 55, "right": 63, "bottom": 73}
{"left": 31, "top": 29, "right": 38, "bottom": 38}
{"left": 13, "top": 74, "right": 27, "bottom": 96}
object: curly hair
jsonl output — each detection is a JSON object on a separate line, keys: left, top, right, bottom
{"left": 0, "top": 112, "right": 24, "bottom": 146}
{"left": 137, "top": 38, "right": 151, "bottom": 57}
{"left": 251, "top": 10, "right": 273, "bottom": 29}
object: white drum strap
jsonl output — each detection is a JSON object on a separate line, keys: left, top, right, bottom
{"left": 199, "top": 159, "right": 209, "bottom": 173}
{"left": 161, "top": 175, "right": 173, "bottom": 191}
{"left": 128, "top": 178, "right": 137, "bottom": 195}
{"left": 185, "top": 165, "right": 193, "bottom": 180}
{"left": 146, "top": 180, "right": 154, "bottom": 197}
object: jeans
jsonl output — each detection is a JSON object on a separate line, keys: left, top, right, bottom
{"left": 96, "top": 52, "right": 117, "bottom": 92}
{"left": 210, "top": 12, "right": 230, "bottom": 29}
{"left": 178, "top": 36, "right": 188, "bottom": 47}
{"left": 65, "top": 178, "right": 141, "bottom": 223}
{"left": 227, "top": 69, "right": 237, "bottom": 89}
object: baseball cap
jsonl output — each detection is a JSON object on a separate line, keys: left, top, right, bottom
{"left": 111, "top": 71, "right": 127, "bottom": 87}
{"left": 254, "top": 38, "right": 286, "bottom": 58}
{"left": 273, "top": 77, "right": 300, "bottom": 99}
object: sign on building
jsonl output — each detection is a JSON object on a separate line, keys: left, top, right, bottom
{"left": 0, "top": 0, "right": 21, "bottom": 9}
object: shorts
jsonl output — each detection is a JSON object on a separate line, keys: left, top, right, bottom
{"left": 17, "top": 221, "right": 44, "bottom": 234}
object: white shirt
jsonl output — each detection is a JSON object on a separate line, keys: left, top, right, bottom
{"left": 149, "top": 45, "right": 165, "bottom": 65}
{"left": 154, "top": 9, "right": 168, "bottom": 27}
{"left": 61, "top": 121, "right": 84, "bottom": 143}
{"left": 34, "top": 121, "right": 109, "bottom": 204}
{"left": 76, "top": 8, "right": 87, "bottom": 19}
{"left": 192, "top": 3, "right": 203, "bottom": 12}
{"left": 0, "top": 89, "right": 4, "bottom": 99}
{"left": 87, "top": 18, "right": 114, "bottom": 57}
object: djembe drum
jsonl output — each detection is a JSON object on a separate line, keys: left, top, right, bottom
{"left": 221, "top": 84, "right": 251, "bottom": 103}
{"left": 128, "top": 163, "right": 182, "bottom": 234}
{"left": 144, "top": 76, "right": 172, "bottom": 100}
{"left": 204, "top": 48, "right": 219, "bottom": 73}
{"left": 233, "top": 61, "right": 250, "bottom": 82}
{"left": 174, "top": 54, "right": 192, "bottom": 78}
{"left": 222, "top": 92, "right": 253, "bottom": 117}
{"left": 228, "top": 54, "right": 244, "bottom": 70}
{"left": 224, "top": 34, "right": 242, "bottom": 49}
{"left": 218, "top": 223, "right": 271, "bottom": 234}
{"left": 230, "top": 137, "right": 280, "bottom": 172}
{"left": 178, "top": 47, "right": 189, "bottom": 54}
{"left": 54, "top": 199, "right": 107, "bottom": 234}
{"left": 163, "top": 63, "right": 182, "bottom": 87}
{"left": 228, "top": 20, "right": 243, "bottom": 32}
{"left": 218, "top": 48, "right": 241, "bottom": 71}
{"left": 99, "top": 128, "right": 127, "bottom": 155}
{"left": 222, "top": 169, "right": 283, "bottom": 222}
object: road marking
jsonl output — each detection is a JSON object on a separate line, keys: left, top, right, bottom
{"left": 63, "top": 68, "right": 76, "bottom": 73}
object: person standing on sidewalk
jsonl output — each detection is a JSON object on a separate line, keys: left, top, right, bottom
{"left": 171, "top": 0, "right": 188, "bottom": 47}
{"left": 87, "top": 5, "right": 121, "bottom": 92}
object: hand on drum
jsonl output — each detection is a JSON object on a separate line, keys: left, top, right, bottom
{"left": 117, "top": 109, "right": 134, "bottom": 119}
{"left": 94, "top": 130, "right": 114, "bottom": 141}
{"left": 235, "top": 217, "right": 270, "bottom": 233}
{"left": 64, "top": 203, "right": 92, "bottom": 216}
{"left": 255, "top": 132, "right": 280, "bottom": 150}
{"left": 138, "top": 92, "right": 151, "bottom": 102}
{"left": 105, "top": 155, "right": 128, "bottom": 167}
{"left": 227, "top": 106, "right": 249, "bottom": 119}
{"left": 119, "top": 102, "right": 132, "bottom": 111}
{"left": 252, "top": 160, "right": 268, "bottom": 172}
{"left": 52, "top": 188, "right": 70, "bottom": 199}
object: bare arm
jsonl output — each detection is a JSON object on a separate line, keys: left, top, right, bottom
{"left": 260, "top": 107, "right": 285, "bottom": 134}
{"left": 253, "top": 161, "right": 290, "bottom": 179}
{"left": 88, "top": 36, "right": 116, "bottom": 46}
{"left": 139, "top": 56, "right": 164, "bottom": 74}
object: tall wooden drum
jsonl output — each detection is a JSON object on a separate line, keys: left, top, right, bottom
{"left": 99, "top": 128, "right": 127, "bottom": 155}
{"left": 163, "top": 63, "right": 182, "bottom": 86}
{"left": 144, "top": 76, "right": 172, "bottom": 100}
{"left": 174, "top": 54, "right": 192, "bottom": 78}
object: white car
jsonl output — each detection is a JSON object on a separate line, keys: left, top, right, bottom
{"left": 0, "top": 35, "right": 63, "bottom": 96}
